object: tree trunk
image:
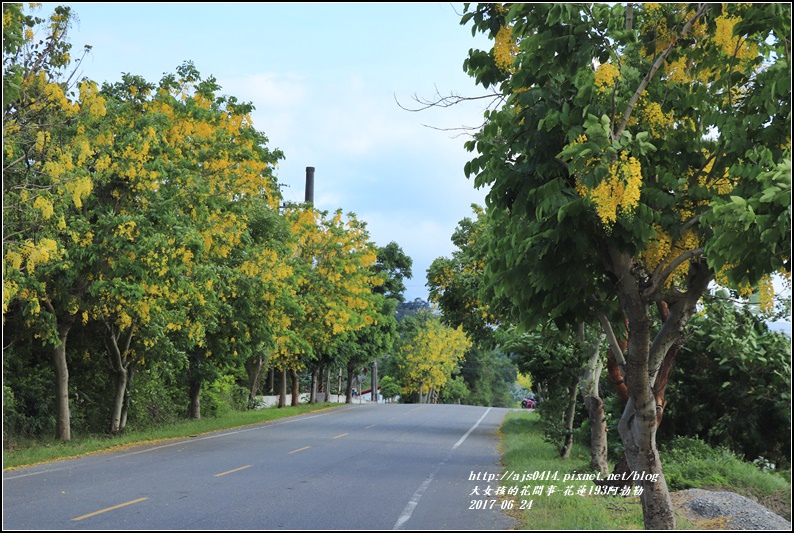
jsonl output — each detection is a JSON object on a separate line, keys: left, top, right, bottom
{"left": 266, "top": 366, "right": 274, "bottom": 395}
{"left": 120, "top": 365, "right": 134, "bottom": 431}
{"left": 291, "top": 369, "right": 300, "bottom": 406}
{"left": 188, "top": 353, "right": 201, "bottom": 419}
{"left": 418, "top": 382, "right": 424, "bottom": 404}
{"left": 560, "top": 381, "right": 578, "bottom": 459}
{"left": 324, "top": 367, "right": 332, "bottom": 402}
{"left": 309, "top": 367, "right": 317, "bottom": 404}
{"left": 246, "top": 355, "right": 265, "bottom": 408}
{"left": 317, "top": 365, "right": 325, "bottom": 400}
{"left": 601, "top": 304, "right": 683, "bottom": 489}
{"left": 188, "top": 381, "right": 201, "bottom": 419}
{"left": 605, "top": 245, "right": 712, "bottom": 530}
{"left": 278, "top": 368, "right": 287, "bottom": 408}
{"left": 653, "top": 302, "right": 682, "bottom": 426}
{"left": 52, "top": 318, "right": 74, "bottom": 441}
{"left": 585, "top": 395, "right": 608, "bottom": 472}
{"left": 110, "top": 366, "right": 128, "bottom": 434}
{"left": 346, "top": 363, "right": 355, "bottom": 403}
{"left": 579, "top": 330, "right": 607, "bottom": 473}
{"left": 607, "top": 345, "right": 630, "bottom": 402}
{"left": 42, "top": 299, "right": 77, "bottom": 442}
{"left": 106, "top": 322, "right": 136, "bottom": 434}
{"left": 618, "top": 299, "right": 675, "bottom": 528}
{"left": 619, "top": 396, "right": 674, "bottom": 528}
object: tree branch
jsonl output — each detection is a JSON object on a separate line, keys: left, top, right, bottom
{"left": 394, "top": 87, "right": 503, "bottom": 113}
{"left": 595, "top": 306, "right": 626, "bottom": 367}
{"left": 614, "top": 3, "right": 709, "bottom": 141}
{"left": 645, "top": 246, "right": 705, "bottom": 299}
{"left": 678, "top": 212, "right": 705, "bottom": 236}
{"left": 393, "top": 87, "right": 504, "bottom": 137}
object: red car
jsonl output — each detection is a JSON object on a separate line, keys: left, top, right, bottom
{"left": 521, "top": 397, "right": 536, "bottom": 409}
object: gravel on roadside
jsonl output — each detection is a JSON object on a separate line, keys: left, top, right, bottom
{"left": 671, "top": 488, "right": 792, "bottom": 530}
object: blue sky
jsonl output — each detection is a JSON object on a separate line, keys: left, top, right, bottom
{"left": 49, "top": 2, "right": 495, "bottom": 303}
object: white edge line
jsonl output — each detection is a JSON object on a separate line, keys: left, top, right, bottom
{"left": 393, "top": 407, "right": 492, "bottom": 529}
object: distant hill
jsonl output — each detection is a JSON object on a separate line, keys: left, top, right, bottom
{"left": 395, "top": 298, "right": 433, "bottom": 321}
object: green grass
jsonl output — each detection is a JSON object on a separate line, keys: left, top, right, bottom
{"left": 497, "top": 410, "right": 792, "bottom": 529}
{"left": 3, "top": 402, "right": 340, "bottom": 470}
{"left": 498, "top": 411, "right": 645, "bottom": 529}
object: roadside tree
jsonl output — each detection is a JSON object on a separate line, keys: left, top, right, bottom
{"left": 461, "top": 3, "right": 790, "bottom": 528}
{"left": 391, "top": 311, "right": 472, "bottom": 402}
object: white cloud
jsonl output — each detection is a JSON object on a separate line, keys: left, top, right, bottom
{"left": 224, "top": 72, "right": 309, "bottom": 109}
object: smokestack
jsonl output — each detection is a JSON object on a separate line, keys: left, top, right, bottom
{"left": 305, "top": 166, "right": 315, "bottom": 204}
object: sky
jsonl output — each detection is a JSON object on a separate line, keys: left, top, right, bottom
{"left": 45, "top": 2, "right": 496, "bottom": 303}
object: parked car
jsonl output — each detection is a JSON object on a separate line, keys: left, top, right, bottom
{"left": 521, "top": 397, "right": 536, "bottom": 409}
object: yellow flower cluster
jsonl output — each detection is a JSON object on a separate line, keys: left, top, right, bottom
{"left": 34, "top": 130, "right": 50, "bottom": 152}
{"left": 587, "top": 152, "right": 643, "bottom": 226}
{"left": 6, "top": 238, "right": 60, "bottom": 274}
{"left": 114, "top": 220, "right": 137, "bottom": 241}
{"left": 713, "top": 13, "right": 757, "bottom": 60}
{"left": 64, "top": 175, "right": 93, "bottom": 209}
{"left": 431, "top": 265, "right": 456, "bottom": 293}
{"left": 78, "top": 80, "right": 107, "bottom": 118}
{"left": 638, "top": 100, "right": 674, "bottom": 138}
{"left": 641, "top": 226, "right": 703, "bottom": 287}
{"left": 593, "top": 63, "right": 619, "bottom": 94}
{"left": 757, "top": 275, "right": 775, "bottom": 314}
{"left": 3, "top": 276, "right": 19, "bottom": 320}
{"left": 32, "top": 195, "right": 54, "bottom": 219}
{"left": 494, "top": 25, "right": 518, "bottom": 73}
{"left": 37, "top": 82, "right": 76, "bottom": 115}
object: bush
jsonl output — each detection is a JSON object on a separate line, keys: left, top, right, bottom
{"left": 660, "top": 297, "right": 791, "bottom": 468}
{"left": 202, "top": 375, "right": 248, "bottom": 417}
{"left": 126, "top": 363, "right": 185, "bottom": 429}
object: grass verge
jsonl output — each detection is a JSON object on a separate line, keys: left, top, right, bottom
{"left": 498, "top": 410, "right": 792, "bottom": 529}
{"left": 3, "top": 402, "right": 340, "bottom": 471}
{"left": 498, "top": 410, "right": 645, "bottom": 529}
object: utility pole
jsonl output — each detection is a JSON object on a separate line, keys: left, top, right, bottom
{"left": 305, "top": 166, "right": 315, "bottom": 204}
{"left": 371, "top": 360, "right": 378, "bottom": 403}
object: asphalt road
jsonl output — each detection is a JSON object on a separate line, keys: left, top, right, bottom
{"left": 3, "top": 403, "right": 518, "bottom": 530}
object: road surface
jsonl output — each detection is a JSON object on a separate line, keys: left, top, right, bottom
{"left": 3, "top": 403, "right": 517, "bottom": 530}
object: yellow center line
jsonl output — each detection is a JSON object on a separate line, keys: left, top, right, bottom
{"left": 333, "top": 433, "right": 348, "bottom": 439}
{"left": 71, "top": 497, "right": 149, "bottom": 521}
{"left": 288, "top": 446, "right": 311, "bottom": 454}
{"left": 215, "top": 465, "right": 252, "bottom": 477}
